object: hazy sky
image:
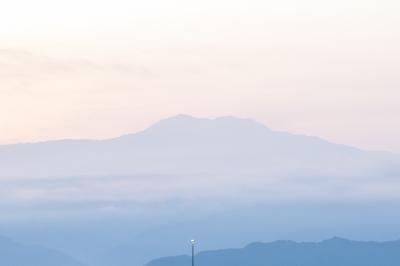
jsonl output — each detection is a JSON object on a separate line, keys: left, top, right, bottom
{"left": 1, "top": 0, "right": 399, "bottom": 152}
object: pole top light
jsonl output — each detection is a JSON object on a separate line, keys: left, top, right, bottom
{"left": 191, "top": 239, "right": 195, "bottom": 244}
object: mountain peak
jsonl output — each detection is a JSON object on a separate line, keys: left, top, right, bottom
{"left": 322, "top": 237, "right": 351, "bottom": 243}
{"left": 145, "top": 114, "right": 270, "bottom": 134}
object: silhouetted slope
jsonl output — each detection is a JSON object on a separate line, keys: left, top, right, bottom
{"left": 146, "top": 238, "right": 400, "bottom": 266}
{"left": 0, "top": 115, "right": 397, "bottom": 179}
{"left": 0, "top": 236, "right": 86, "bottom": 266}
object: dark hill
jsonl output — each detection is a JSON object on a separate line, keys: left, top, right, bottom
{"left": 0, "top": 235, "right": 86, "bottom": 266}
{"left": 146, "top": 237, "right": 400, "bottom": 266}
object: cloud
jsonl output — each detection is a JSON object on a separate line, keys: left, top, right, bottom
{"left": 0, "top": 48, "right": 152, "bottom": 94}
{"left": 1, "top": 170, "right": 400, "bottom": 215}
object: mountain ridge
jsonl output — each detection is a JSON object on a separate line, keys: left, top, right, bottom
{"left": 0, "top": 234, "right": 86, "bottom": 266}
{"left": 0, "top": 114, "right": 398, "bottom": 193}
{"left": 1, "top": 116, "right": 400, "bottom": 266}
{"left": 145, "top": 237, "right": 400, "bottom": 266}
{"left": 0, "top": 115, "right": 362, "bottom": 151}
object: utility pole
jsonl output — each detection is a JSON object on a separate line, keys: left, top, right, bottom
{"left": 191, "top": 240, "right": 195, "bottom": 266}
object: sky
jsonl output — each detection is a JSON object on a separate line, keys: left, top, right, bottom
{"left": 0, "top": 0, "right": 399, "bottom": 152}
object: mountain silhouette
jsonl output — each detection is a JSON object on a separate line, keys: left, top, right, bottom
{"left": 146, "top": 237, "right": 400, "bottom": 266}
{"left": 0, "top": 235, "right": 86, "bottom": 266}
{"left": 1, "top": 115, "right": 400, "bottom": 266}
{"left": 0, "top": 114, "right": 397, "bottom": 179}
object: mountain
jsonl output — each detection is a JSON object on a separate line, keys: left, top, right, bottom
{"left": 1, "top": 115, "right": 400, "bottom": 266}
{"left": 1, "top": 115, "right": 399, "bottom": 210}
{"left": 0, "top": 114, "right": 397, "bottom": 179}
{"left": 146, "top": 237, "right": 400, "bottom": 266}
{"left": 0, "top": 235, "right": 86, "bottom": 266}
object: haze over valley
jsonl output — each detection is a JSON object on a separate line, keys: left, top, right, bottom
{"left": 1, "top": 0, "right": 399, "bottom": 264}
{"left": 1, "top": 115, "right": 400, "bottom": 265}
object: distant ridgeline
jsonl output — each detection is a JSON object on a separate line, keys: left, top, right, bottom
{"left": 0, "top": 236, "right": 85, "bottom": 266}
{"left": 146, "top": 238, "right": 400, "bottom": 266}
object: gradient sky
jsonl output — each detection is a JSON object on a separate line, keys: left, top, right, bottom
{"left": 1, "top": 0, "right": 399, "bottom": 152}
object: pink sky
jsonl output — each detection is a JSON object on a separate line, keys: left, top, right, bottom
{"left": 0, "top": 0, "right": 399, "bottom": 152}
